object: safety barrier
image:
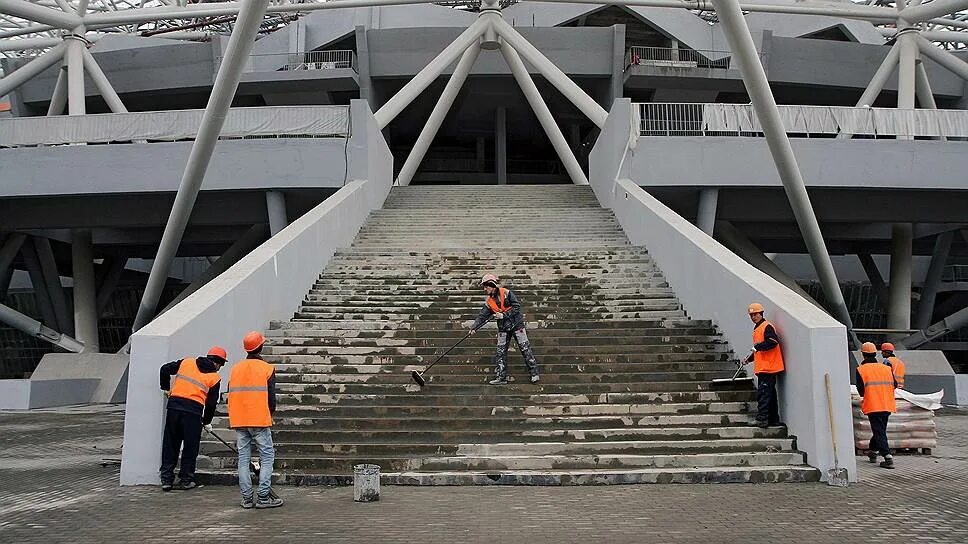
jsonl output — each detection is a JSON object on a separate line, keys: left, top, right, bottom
{"left": 223, "top": 50, "right": 357, "bottom": 73}
{"left": 625, "top": 46, "right": 732, "bottom": 71}
{"left": 0, "top": 105, "right": 350, "bottom": 147}
{"left": 637, "top": 102, "right": 968, "bottom": 139}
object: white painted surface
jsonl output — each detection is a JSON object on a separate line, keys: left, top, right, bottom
{"left": 0, "top": 380, "right": 30, "bottom": 410}
{"left": 120, "top": 101, "right": 391, "bottom": 485}
{"left": 589, "top": 100, "right": 857, "bottom": 482}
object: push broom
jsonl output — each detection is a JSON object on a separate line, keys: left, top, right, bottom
{"left": 410, "top": 316, "right": 492, "bottom": 388}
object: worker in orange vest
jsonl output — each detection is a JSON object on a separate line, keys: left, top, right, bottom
{"left": 159, "top": 346, "right": 227, "bottom": 491}
{"left": 469, "top": 274, "right": 540, "bottom": 385}
{"left": 857, "top": 342, "right": 898, "bottom": 469}
{"left": 228, "top": 331, "right": 283, "bottom": 509}
{"left": 743, "top": 303, "right": 785, "bottom": 428}
{"left": 880, "top": 342, "right": 906, "bottom": 390}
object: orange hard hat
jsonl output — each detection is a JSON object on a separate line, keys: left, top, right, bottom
{"left": 207, "top": 346, "right": 228, "bottom": 362}
{"left": 748, "top": 302, "right": 765, "bottom": 314}
{"left": 243, "top": 331, "right": 265, "bottom": 352}
{"left": 880, "top": 342, "right": 895, "bottom": 352}
{"left": 479, "top": 273, "right": 499, "bottom": 285}
{"left": 861, "top": 342, "right": 878, "bottom": 354}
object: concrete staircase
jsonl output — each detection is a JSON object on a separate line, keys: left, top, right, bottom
{"left": 199, "top": 185, "right": 819, "bottom": 485}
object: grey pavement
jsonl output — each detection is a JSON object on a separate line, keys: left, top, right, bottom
{"left": 1, "top": 405, "right": 967, "bottom": 543}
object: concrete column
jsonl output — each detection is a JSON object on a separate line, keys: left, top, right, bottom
{"left": 496, "top": 106, "right": 507, "bottom": 185}
{"left": 20, "top": 242, "right": 59, "bottom": 330}
{"left": 71, "top": 229, "right": 99, "bottom": 352}
{"left": 888, "top": 223, "right": 914, "bottom": 330}
{"left": 914, "top": 230, "right": 953, "bottom": 329}
{"left": 610, "top": 24, "right": 626, "bottom": 107}
{"left": 696, "top": 188, "right": 719, "bottom": 236}
{"left": 64, "top": 33, "right": 86, "bottom": 116}
{"left": 133, "top": 0, "right": 270, "bottom": 333}
{"left": 33, "top": 236, "right": 72, "bottom": 335}
{"left": 476, "top": 136, "right": 486, "bottom": 172}
{"left": 355, "top": 25, "right": 375, "bottom": 109}
{"left": 712, "top": 0, "right": 856, "bottom": 340}
{"left": 265, "top": 190, "right": 288, "bottom": 236}
{"left": 671, "top": 39, "right": 680, "bottom": 61}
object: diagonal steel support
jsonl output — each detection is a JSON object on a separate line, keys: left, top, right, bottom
{"left": 82, "top": 47, "right": 128, "bottom": 113}
{"left": 396, "top": 44, "right": 481, "bottom": 187}
{"left": 914, "top": 230, "right": 953, "bottom": 329}
{"left": 501, "top": 40, "right": 588, "bottom": 185}
{"left": 374, "top": 16, "right": 488, "bottom": 129}
{"left": 491, "top": 15, "right": 608, "bottom": 128}
{"left": 712, "top": 0, "right": 856, "bottom": 344}
{"left": 0, "top": 43, "right": 66, "bottom": 97}
{"left": 133, "top": 0, "right": 270, "bottom": 333}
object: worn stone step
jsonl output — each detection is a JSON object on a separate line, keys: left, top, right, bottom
{"left": 266, "top": 390, "right": 755, "bottom": 407}
{"left": 266, "top": 326, "right": 719, "bottom": 340}
{"left": 269, "top": 318, "right": 712, "bottom": 331}
{"left": 268, "top": 381, "right": 748, "bottom": 395}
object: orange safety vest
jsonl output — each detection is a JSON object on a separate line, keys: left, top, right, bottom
{"left": 857, "top": 362, "right": 897, "bottom": 415}
{"left": 227, "top": 358, "right": 275, "bottom": 428}
{"left": 486, "top": 287, "right": 513, "bottom": 314}
{"left": 752, "top": 320, "right": 785, "bottom": 374}
{"left": 887, "top": 356, "right": 906, "bottom": 389}
{"left": 169, "top": 358, "right": 221, "bottom": 406}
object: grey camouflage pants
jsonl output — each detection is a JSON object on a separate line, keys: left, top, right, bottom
{"left": 495, "top": 328, "right": 539, "bottom": 379}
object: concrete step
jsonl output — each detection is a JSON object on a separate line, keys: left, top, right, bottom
{"left": 265, "top": 381, "right": 749, "bottom": 395}
{"left": 197, "top": 465, "right": 820, "bottom": 486}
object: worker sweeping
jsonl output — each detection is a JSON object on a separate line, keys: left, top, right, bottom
{"left": 159, "top": 346, "right": 227, "bottom": 491}
{"left": 857, "top": 342, "right": 897, "bottom": 469}
{"left": 228, "top": 331, "right": 283, "bottom": 509}
{"left": 880, "top": 342, "right": 906, "bottom": 390}
{"left": 743, "top": 303, "right": 784, "bottom": 428}
{"left": 469, "top": 274, "right": 540, "bottom": 385}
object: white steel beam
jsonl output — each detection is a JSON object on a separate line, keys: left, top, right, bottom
{"left": 0, "top": 0, "right": 82, "bottom": 28}
{"left": 0, "top": 42, "right": 65, "bottom": 97}
{"left": 374, "top": 16, "right": 487, "bottom": 128}
{"left": 901, "top": 0, "right": 968, "bottom": 23}
{"left": 491, "top": 15, "right": 608, "bottom": 128}
{"left": 395, "top": 43, "right": 481, "bottom": 186}
{"left": 132, "top": 0, "right": 270, "bottom": 332}
{"left": 82, "top": 47, "right": 128, "bottom": 112}
{"left": 918, "top": 34, "right": 968, "bottom": 80}
{"left": 711, "top": 0, "right": 857, "bottom": 338}
{"left": 501, "top": 40, "right": 589, "bottom": 185}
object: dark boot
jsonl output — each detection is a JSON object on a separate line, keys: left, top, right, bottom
{"left": 879, "top": 456, "right": 895, "bottom": 469}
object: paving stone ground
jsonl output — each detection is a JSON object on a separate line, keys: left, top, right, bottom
{"left": 1, "top": 405, "right": 967, "bottom": 543}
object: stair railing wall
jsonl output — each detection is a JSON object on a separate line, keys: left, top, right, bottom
{"left": 120, "top": 100, "right": 392, "bottom": 485}
{"left": 589, "top": 99, "right": 857, "bottom": 483}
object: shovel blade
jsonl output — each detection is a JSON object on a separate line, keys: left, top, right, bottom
{"left": 826, "top": 467, "right": 849, "bottom": 487}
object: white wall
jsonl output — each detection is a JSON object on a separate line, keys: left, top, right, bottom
{"left": 120, "top": 101, "right": 392, "bottom": 485}
{"left": 590, "top": 99, "right": 857, "bottom": 482}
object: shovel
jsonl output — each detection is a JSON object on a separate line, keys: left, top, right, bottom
{"left": 411, "top": 316, "right": 492, "bottom": 388}
{"left": 205, "top": 426, "right": 280, "bottom": 499}
{"left": 824, "top": 373, "right": 849, "bottom": 487}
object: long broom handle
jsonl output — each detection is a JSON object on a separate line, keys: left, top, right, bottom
{"left": 421, "top": 316, "right": 493, "bottom": 374}
{"left": 824, "top": 373, "right": 840, "bottom": 466}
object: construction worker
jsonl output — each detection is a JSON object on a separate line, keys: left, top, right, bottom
{"left": 159, "top": 346, "right": 227, "bottom": 491}
{"left": 880, "top": 342, "right": 906, "bottom": 390}
{"left": 743, "top": 303, "right": 784, "bottom": 428}
{"left": 228, "top": 331, "right": 283, "bottom": 509}
{"left": 469, "top": 274, "right": 540, "bottom": 385}
{"left": 857, "top": 342, "right": 897, "bottom": 469}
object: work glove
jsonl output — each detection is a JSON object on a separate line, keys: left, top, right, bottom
{"left": 493, "top": 312, "right": 505, "bottom": 320}
{"left": 468, "top": 326, "right": 477, "bottom": 335}
{"left": 162, "top": 389, "right": 171, "bottom": 398}
{"left": 203, "top": 424, "right": 214, "bottom": 434}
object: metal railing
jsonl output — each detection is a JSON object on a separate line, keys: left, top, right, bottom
{"left": 0, "top": 105, "right": 350, "bottom": 147}
{"left": 220, "top": 50, "right": 356, "bottom": 73}
{"left": 637, "top": 102, "right": 968, "bottom": 139}
{"left": 625, "top": 46, "right": 733, "bottom": 71}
